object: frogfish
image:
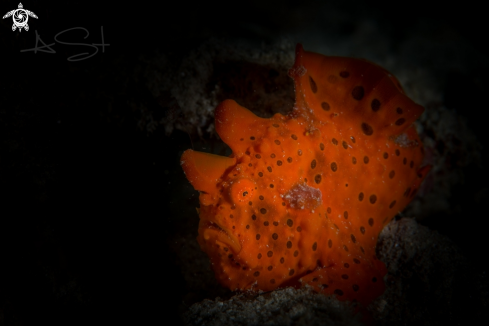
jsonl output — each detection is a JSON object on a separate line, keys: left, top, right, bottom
{"left": 180, "top": 44, "right": 430, "bottom": 307}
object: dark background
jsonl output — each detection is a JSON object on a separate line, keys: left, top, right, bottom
{"left": 0, "top": 0, "right": 487, "bottom": 325}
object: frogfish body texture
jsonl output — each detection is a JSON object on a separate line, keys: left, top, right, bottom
{"left": 181, "top": 44, "right": 430, "bottom": 306}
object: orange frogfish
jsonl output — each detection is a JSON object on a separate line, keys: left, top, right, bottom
{"left": 181, "top": 44, "right": 430, "bottom": 307}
